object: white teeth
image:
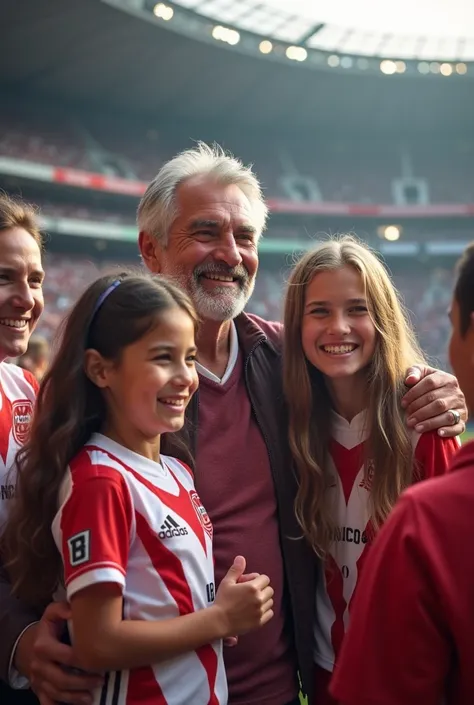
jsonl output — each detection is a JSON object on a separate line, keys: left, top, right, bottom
{"left": 205, "top": 274, "right": 234, "bottom": 282}
{"left": 323, "top": 344, "right": 357, "bottom": 354}
{"left": 160, "top": 399, "right": 185, "bottom": 406}
{"left": 0, "top": 319, "right": 28, "bottom": 329}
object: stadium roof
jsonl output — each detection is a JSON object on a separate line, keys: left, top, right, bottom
{"left": 1, "top": 0, "right": 474, "bottom": 133}
{"left": 175, "top": 0, "right": 474, "bottom": 60}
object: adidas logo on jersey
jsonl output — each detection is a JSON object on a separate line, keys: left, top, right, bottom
{"left": 158, "top": 515, "right": 189, "bottom": 539}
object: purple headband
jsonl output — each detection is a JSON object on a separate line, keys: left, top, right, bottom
{"left": 89, "top": 279, "right": 121, "bottom": 327}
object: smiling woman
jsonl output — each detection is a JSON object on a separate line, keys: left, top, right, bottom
{"left": 0, "top": 194, "right": 44, "bottom": 362}
{"left": 0, "top": 194, "right": 44, "bottom": 704}
{"left": 0, "top": 194, "right": 44, "bottom": 473}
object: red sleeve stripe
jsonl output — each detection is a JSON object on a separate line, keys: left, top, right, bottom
{"left": 135, "top": 511, "right": 219, "bottom": 705}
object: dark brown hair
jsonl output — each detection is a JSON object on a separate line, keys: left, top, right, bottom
{"left": 454, "top": 242, "right": 474, "bottom": 336}
{"left": 2, "top": 272, "right": 197, "bottom": 607}
{"left": 0, "top": 192, "right": 43, "bottom": 246}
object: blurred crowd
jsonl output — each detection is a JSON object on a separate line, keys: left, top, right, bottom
{"left": 20, "top": 253, "right": 454, "bottom": 375}
{"left": 251, "top": 263, "right": 454, "bottom": 370}
{"left": 0, "top": 109, "right": 460, "bottom": 374}
{"left": 2, "top": 110, "right": 474, "bottom": 204}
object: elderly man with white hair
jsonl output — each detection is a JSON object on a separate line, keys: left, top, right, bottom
{"left": 1, "top": 143, "right": 467, "bottom": 705}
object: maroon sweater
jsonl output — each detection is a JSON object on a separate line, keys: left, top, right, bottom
{"left": 195, "top": 349, "right": 298, "bottom": 705}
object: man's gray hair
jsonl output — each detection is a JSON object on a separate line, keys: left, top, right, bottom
{"left": 137, "top": 142, "right": 268, "bottom": 244}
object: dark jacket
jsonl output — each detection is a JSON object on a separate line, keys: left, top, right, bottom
{"left": 165, "top": 312, "right": 317, "bottom": 703}
{"left": 0, "top": 560, "right": 40, "bottom": 700}
{"left": 0, "top": 680, "right": 39, "bottom": 705}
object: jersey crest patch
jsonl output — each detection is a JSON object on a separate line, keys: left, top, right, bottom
{"left": 11, "top": 400, "right": 34, "bottom": 445}
{"left": 189, "top": 490, "right": 213, "bottom": 540}
{"left": 358, "top": 459, "right": 375, "bottom": 492}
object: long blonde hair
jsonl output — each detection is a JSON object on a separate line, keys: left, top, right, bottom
{"left": 283, "top": 235, "right": 426, "bottom": 558}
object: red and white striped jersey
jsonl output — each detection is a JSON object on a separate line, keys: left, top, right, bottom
{"left": 314, "top": 410, "right": 459, "bottom": 673}
{"left": 0, "top": 362, "right": 37, "bottom": 529}
{"left": 52, "top": 433, "right": 227, "bottom": 705}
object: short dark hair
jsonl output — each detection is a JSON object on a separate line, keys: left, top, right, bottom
{"left": 0, "top": 193, "right": 42, "bottom": 247}
{"left": 454, "top": 242, "right": 474, "bottom": 336}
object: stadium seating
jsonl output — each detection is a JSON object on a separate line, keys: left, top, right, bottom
{"left": 2, "top": 110, "right": 474, "bottom": 204}
{"left": 0, "top": 107, "right": 463, "bottom": 369}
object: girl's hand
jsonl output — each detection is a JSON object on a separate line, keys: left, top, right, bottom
{"left": 223, "top": 571, "right": 260, "bottom": 646}
{"left": 213, "top": 556, "right": 274, "bottom": 638}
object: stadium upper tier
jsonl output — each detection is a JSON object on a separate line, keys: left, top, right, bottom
{"left": 169, "top": 0, "right": 474, "bottom": 61}
{"left": 129, "top": 0, "right": 474, "bottom": 78}
{"left": 1, "top": 111, "right": 474, "bottom": 205}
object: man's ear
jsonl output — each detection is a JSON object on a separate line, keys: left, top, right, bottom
{"left": 138, "top": 231, "right": 162, "bottom": 274}
{"left": 84, "top": 349, "right": 113, "bottom": 388}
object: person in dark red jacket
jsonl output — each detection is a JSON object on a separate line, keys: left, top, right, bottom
{"left": 331, "top": 242, "right": 474, "bottom": 705}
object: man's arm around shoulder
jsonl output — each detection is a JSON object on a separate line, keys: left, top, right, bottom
{"left": 0, "top": 564, "right": 102, "bottom": 704}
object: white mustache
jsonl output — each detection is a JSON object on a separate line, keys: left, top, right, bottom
{"left": 194, "top": 265, "right": 249, "bottom": 283}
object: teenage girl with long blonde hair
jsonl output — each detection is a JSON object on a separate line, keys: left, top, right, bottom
{"left": 283, "top": 235, "right": 458, "bottom": 705}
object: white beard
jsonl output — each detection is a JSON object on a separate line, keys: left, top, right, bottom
{"left": 170, "top": 271, "right": 255, "bottom": 322}
{"left": 191, "top": 281, "right": 252, "bottom": 321}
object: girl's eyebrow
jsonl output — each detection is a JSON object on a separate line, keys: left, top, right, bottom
{"left": 305, "top": 297, "right": 367, "bottom": 309}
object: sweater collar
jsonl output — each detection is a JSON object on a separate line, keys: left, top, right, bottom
{"left": 196, "top": 321, "right": 239, "bottom": 385}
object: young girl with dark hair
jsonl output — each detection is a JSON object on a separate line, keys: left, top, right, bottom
{"left": 2, "top": 272, "right": 274, "bottom": 705}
